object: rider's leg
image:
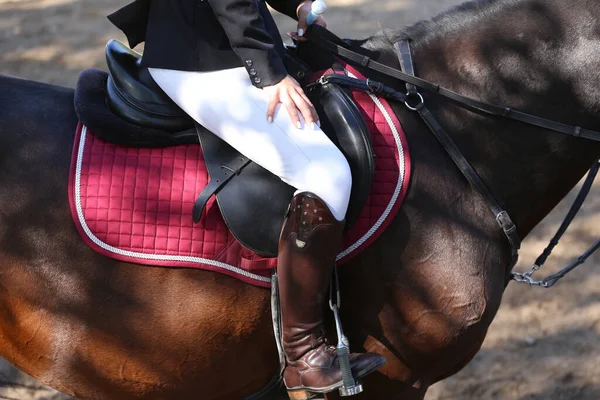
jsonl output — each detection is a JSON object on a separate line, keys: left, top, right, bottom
{"left": 277, "top": 191, "right": 386, "bottom": 397}
{"left": 148, "top": 66, "right": 350, "bottom": 219}
{"left": 149, "top": 67, "right": 386, "bottom": 396}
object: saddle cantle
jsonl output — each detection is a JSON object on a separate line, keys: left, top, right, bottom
{"left": 105, "top": 39, "right": 194, "bottom": 133}
{"left": 99, "top": 40, "right": 375, "bottom": 256}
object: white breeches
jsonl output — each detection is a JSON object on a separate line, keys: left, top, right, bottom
{"left": 148, "top": 67, "right": 352, "bottom": 221}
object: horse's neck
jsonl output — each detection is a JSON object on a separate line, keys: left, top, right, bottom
{"left": 405, "top": 0, "right": 600, "bottom": 237}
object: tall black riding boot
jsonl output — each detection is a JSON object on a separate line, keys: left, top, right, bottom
{"left": 277, "top": 192, "right": 386, "bottom": 399}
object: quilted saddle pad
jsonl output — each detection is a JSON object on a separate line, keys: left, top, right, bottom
{"left": 69, "top": 63, "right": 411, "bottom": 287}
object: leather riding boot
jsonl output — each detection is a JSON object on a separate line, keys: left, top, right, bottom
{"left": 277, "top": 192, "right": 386, "bottom": 398}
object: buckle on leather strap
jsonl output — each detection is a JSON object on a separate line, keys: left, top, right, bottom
{"left": 496, "top": 211, "right": 521, "bottom": 249}
{"left": 366, "top": 78, "right": 383, "bottom": 93}
{"left": 360, "top": 55, "right": 371, "bottom": 67}
{"left": 496, "top": 211, "right": 515, "bottom": 232}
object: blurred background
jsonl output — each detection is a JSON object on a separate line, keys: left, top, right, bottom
{"left": 0, "top": 0, "right": 598, "bottom": 399}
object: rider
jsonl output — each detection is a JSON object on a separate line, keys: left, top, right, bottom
{"left": 108, "top": 0, "right": 386, "bottom": 396}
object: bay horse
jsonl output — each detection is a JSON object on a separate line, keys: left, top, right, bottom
{"left": 1, "top": 0, "right": 599, "bottom": 398}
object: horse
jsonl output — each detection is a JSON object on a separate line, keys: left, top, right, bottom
{"left": 1, "top": 0, "right": 599, "bottom": 398}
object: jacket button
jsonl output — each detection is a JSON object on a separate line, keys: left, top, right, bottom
{"left": 253, "top": 77, "right": 261, "bottom": 84}
{"left": 245, "top": 60, "right": 253, "bottom": 67}
{"left": 249, "top": 68, "right": 257, "bottom": 76}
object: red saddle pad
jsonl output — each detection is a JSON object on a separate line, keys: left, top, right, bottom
{"left": 69, "top": 63, "right": 411, "bottom": 287}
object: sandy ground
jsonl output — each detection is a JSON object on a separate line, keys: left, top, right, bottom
{"left": 0, "top": 0, "right": 598, "bottom": 399}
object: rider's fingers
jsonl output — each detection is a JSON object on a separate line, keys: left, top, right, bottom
{"left": 297, "top": 89, "right": 313, "bottom": 107}
{"left": 266, "top": 90, "right": 279, "bottom": 122}
{"left": 297, "top": 90, "right": 319, "bottom": 124}
{"left": 297, "top": 18, "right": 308, "bottom": 38}
{"left": 292, "top": 88, "right": 319, "bottom": 127}
{"left": 281, "top": 95, "right": 302, "bottom": 129}
{"left": 290, "top": 90, "right": 317, "bottom": 128}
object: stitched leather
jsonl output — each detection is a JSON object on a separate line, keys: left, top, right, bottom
{"left": 309, "top": 83, "right": 375, "bottom": 228}
{"left": 196, "top": 123, "right": 294, "bottom": 256}
{"left": 192, "top": 70, "right": 375, "bottom": 256}
{"left": 277, "top": 193, "right": 386, "bottom": 391}
{"left": 105, "top": 40, "right": 194, "bottom": 132}
{"left": 305, "top": 25, "right": 600, "bottom": 142}
{"left": 278, "top": 193, "right": 340, "bottom": 363}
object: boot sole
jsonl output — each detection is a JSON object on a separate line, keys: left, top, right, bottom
{"left": 286, "top": 357, "right": 387, "bottom": 399}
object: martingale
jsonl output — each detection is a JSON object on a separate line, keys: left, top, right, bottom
{"left": 304, "top": 25, "right": 600, "bottom": 287}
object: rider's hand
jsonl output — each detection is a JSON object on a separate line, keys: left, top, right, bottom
{"left": 294, "top": 0, "right": 327, "bottom": 39}
{"left": 263, "top": 75, "right": 319, "bottom": 129}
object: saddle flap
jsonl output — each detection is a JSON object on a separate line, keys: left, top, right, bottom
{"left": 197, "top": 125, "right": 295, "bottom": 256}
{"left": 195, "top": 80, "right": 375, "bottom": 256}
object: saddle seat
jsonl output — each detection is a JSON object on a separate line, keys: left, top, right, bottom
{"left": 105, "top": 40, "right": 194, "bottom": 132}
{"left": 104, "top": 40, "right": 375, "bottom": 257}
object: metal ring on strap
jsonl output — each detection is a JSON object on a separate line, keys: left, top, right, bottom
{"left": 404, "top": 92, "right": 424, "bottom": 111}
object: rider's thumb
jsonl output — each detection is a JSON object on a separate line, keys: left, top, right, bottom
{"left": 297, "top": 20, "right": 308, "bottom": 37}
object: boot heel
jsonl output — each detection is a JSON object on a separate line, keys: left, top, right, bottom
{"left": 287, "top": 389, "right": 309, "bottom": 400}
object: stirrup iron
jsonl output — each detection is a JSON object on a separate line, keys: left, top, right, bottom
{"left": 330, "top": 267, "right": 363, "bottom": 397}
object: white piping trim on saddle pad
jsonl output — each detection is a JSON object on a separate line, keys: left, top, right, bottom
{"left": 75, "top": 125, "right": 271, "bottom": 284}
{"left": 336, "top": 70, "right": 406, "bottom": 261}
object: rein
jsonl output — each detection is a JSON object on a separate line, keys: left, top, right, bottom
{"left": 305, "top": 26, "right": 600, "bottom": 287}
{"left": 512, "top": 160, "right": 600, "bottom": 287}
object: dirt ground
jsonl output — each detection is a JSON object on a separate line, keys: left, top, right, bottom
{"left": 0, "top": 0, "right": 599, "bottom": 399}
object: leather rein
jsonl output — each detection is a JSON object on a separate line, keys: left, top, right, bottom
{"left": 304, "top": 26, "right": 600, "bottom": 287}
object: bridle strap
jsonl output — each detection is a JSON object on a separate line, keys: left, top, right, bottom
{"left": 304, "top": 25, "right": 600, "bottom": 142}
{"left": 392, "top": 40, "right": 521, "bottom": 257}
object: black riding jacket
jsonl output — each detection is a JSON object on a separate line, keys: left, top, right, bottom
{"left": 108, "top": 0, "right": 304, "bottom": 88}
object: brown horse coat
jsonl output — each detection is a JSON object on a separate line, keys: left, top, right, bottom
{"left": 1, "top": 0, "right": 600, "bottom": 398}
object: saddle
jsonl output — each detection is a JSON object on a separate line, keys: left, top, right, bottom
{"left": 103, "top": 39, "right": 375, "bottom": 256}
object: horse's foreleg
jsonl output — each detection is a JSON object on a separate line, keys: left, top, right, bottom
{"left": 338, "top": 233, "right": 508, "bottom": 399}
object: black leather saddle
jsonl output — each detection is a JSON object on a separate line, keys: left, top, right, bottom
{"left": 105, "top": 39, "right": 375, "bottom": 256}
{"left": 105, "top": 40, "right": 196, "bottom": 138}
